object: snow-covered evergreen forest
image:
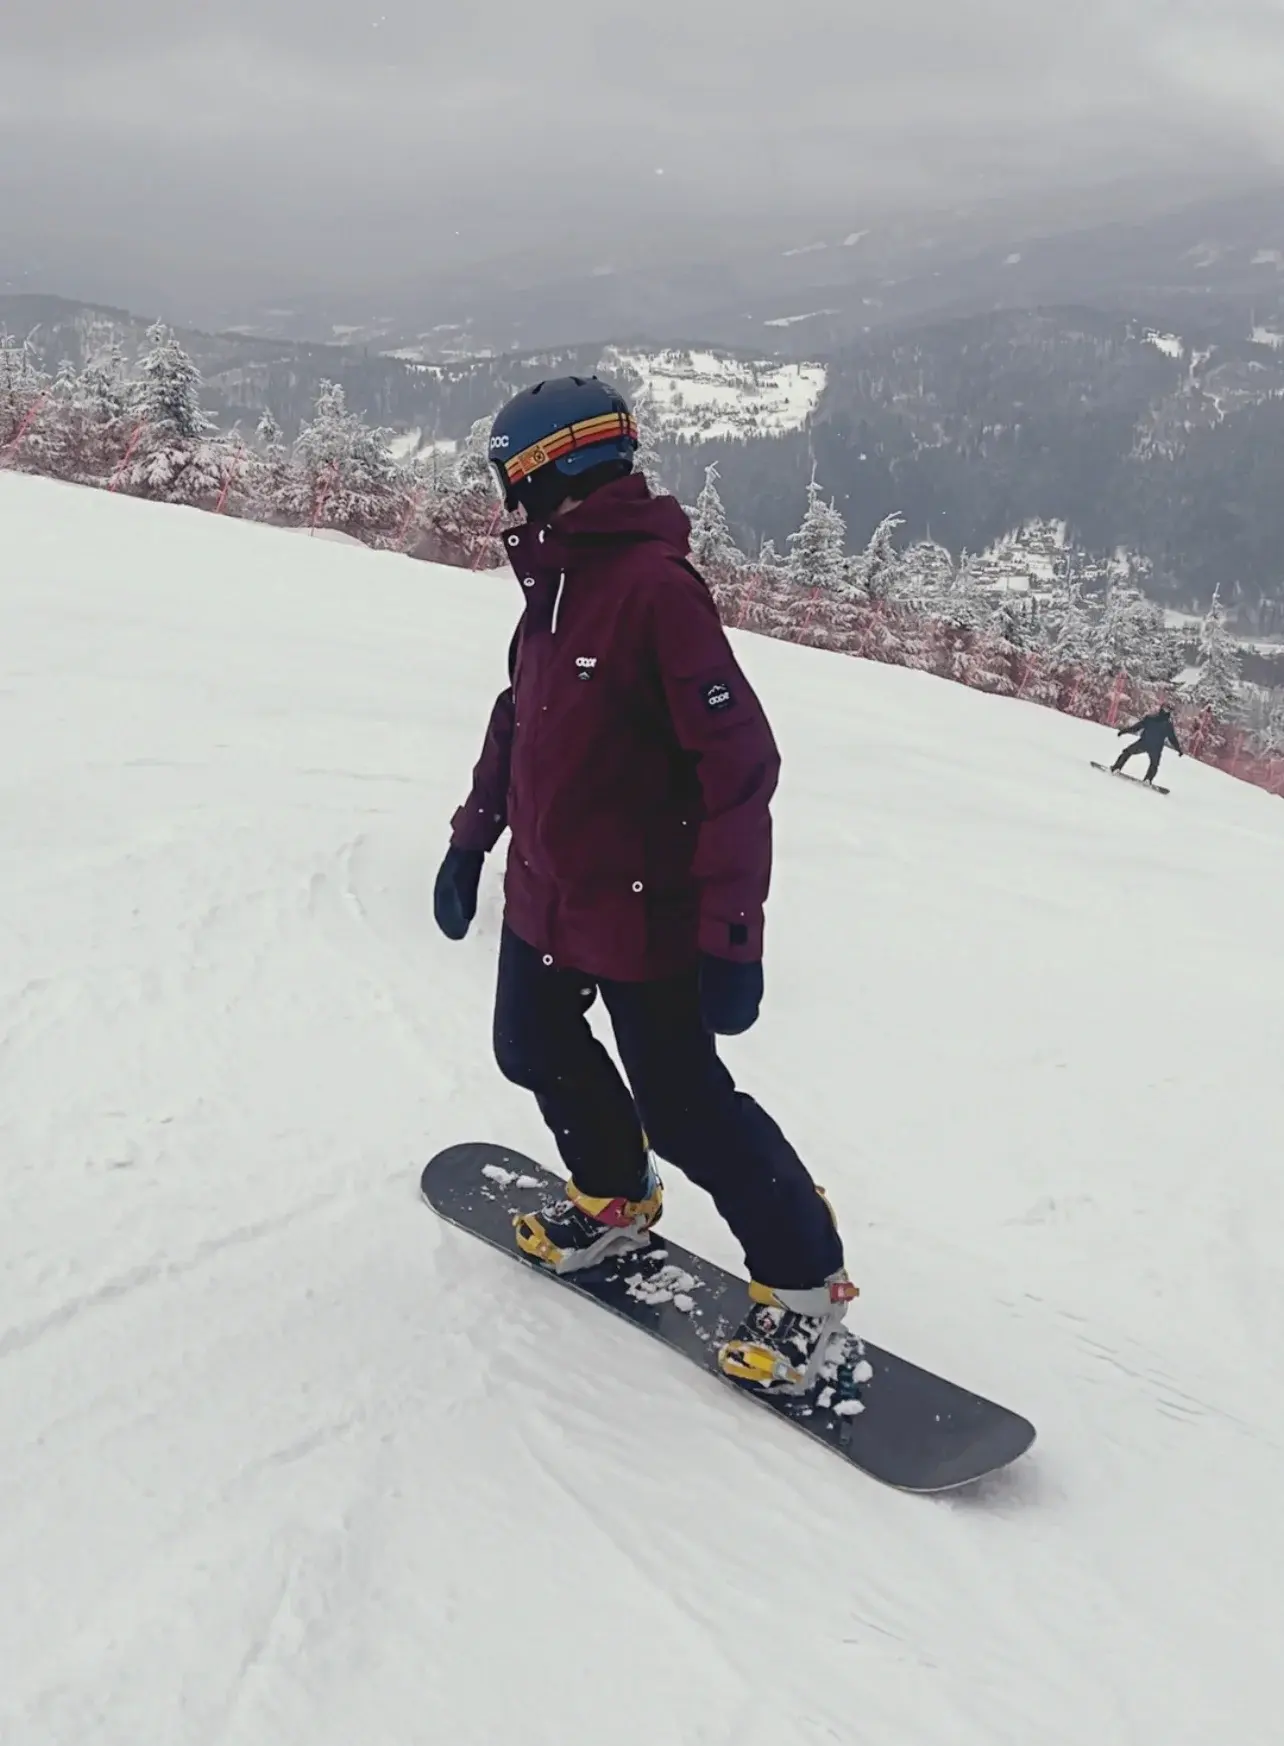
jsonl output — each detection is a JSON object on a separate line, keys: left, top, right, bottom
{"left": 0, "top": 326, "right": 504, "bottom": 569}
{"left": 4, "top": 325, "right": 1282, "bottom": 794}
{"left": 11, "top": 290, "right": 1284, "bottom": 618}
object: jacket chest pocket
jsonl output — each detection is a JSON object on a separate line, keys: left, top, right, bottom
{"left": 546, "top": 644, "right": 616, "bottom": 726}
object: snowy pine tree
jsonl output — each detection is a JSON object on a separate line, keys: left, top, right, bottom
{"left": 924, "top": 561, "right": 988, "bottom": 683}
{"left": 969, "top": 592, "right": 1040, "bottom": 696}
{"left": 1141, "top": 601, "right": 1181, "bottom": 686}
{"left": 1239, "top": 682, "right": 1280, "bottom": 753}
{"left": 853, "top": 512, "right": 906, "bottom": 602}
{"left": 688, "top": 464, "right": 743, "bottom": 575}
{"left": 52, "top": 357, "right": 79, "bottom": 401}
{"left": 786, "top": 471, "right": 848, "bottom": 594}
{"left": 1265, "top": 691, "right": 1284, "bottom": 758}
{"left": 1188, "top": 587, "right": 1241, "bottom": 721}
{"left": 134, "top": 323, "right": 212, "bottom": 443}
{"left": 992, "top": 595, "right": 1035, "bottom": 650}
{"left": 631, "top": 393, "right": 668, "bottom": 494}
{"left": 412, "top": 416, "right": 502, "bottom": 566}
{"left": 453, "top": 416, "right": 496, "bottom": 497}
{"left": 685, "top": 463, "right": 745, "bottom": 618}
{"left": 125, "top": 323, "right": 228, "bottom": 504}
{"left": 79, "top": 343, "right": 131, "bottom": 428}
{"left": 414, "top": 441, "right": 459, "bottom": 517}
{"left": 930, "top": 556, "right": 985, "bottom": 631}
{"left": 289, "top": 381, "right": 401, "bottom": 536}
{"left": 897, "top": 537, "right": 955, "bottom": 610}
{"left": 757, "top": 536, "right": 783, "bottom": 575}
{"left": 1101, "top": 552, "right": 1176, "bottom": 684}
{"left": 40, "top": 360, "right": 80, "bottom": 475}
{"left": 1044, "top": 579, "right": 1094, "bottom": 681}
{"left": 42, "top": 346, "right": 132, "bottom": 481}
{"left": 0, "top": 333, "right": 50, "bottom": 457}
{"left": 1092, "top": 579, "right": 1161, "bottom": 680}
{"left": 244, "top": 407, "right": 291, "bottom": 523}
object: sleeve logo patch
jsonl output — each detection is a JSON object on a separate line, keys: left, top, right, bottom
{"left": 702, "top": 680, "right": 735, "bottom": 712}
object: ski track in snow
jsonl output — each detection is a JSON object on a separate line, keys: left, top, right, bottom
{"left": 2, "top": 472, "right": 1282, "bottom": 1743}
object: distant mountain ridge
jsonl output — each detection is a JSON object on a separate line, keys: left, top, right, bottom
{"left": 680, "top": 304, "right": 1284, "bottom": 618}
{"left": 10, "top": 200, "right": 1284, "bottom": 616}
{"left": 200, "top": 183, "right": 1284, "bottom": 361}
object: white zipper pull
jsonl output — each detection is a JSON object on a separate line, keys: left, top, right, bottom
{"left": 551, "top": 569, "right": 566, "bottom": 636}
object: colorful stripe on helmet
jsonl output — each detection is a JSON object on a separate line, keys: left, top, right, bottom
{"left": 501, "top": 410, "right": 638, "bottom": 486}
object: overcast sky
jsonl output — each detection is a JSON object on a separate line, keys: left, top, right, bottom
{"left": 3, "top": 0, "right": 1283, "bottom": 314}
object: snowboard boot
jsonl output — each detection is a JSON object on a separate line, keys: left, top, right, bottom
{"left": 718, "top": 1272, "right": 859, "bottom": 1395}
{"left": 514, "top": 1161, "right": 663, "bottom": 1275}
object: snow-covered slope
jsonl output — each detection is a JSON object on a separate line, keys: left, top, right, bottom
{"left": 2, "top": 474, "right": 1282, "bottom": 1745}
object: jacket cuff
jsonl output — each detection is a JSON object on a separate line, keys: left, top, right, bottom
{"left": 450, "top": 802, "right": 505, "bottom": 854}
{"left": 698, "top": 909, "right": 764, "bottom": 961}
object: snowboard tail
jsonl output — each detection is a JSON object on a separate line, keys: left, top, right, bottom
{"left": 421, "top": 1144, "right": 1035, "bottom": 1494}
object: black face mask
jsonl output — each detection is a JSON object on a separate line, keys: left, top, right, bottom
{"left": 512, "top": 464, "right": 576, "bottom": 526}
{"left": 510, "top": 459, "right": 634, "bottom": 526}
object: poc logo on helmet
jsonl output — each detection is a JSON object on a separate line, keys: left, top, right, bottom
{"left": 489, "top": 435, "right": 510, "bottom": 452}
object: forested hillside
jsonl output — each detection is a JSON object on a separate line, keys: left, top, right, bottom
{"left": 673, "top": 309, "right": 1284, "bottom": 617}
{"left": 8, "top": 292, "right": 1284, "bottom": 614}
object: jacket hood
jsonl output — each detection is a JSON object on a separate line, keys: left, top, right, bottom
{"left": 559, "top": 473, "right": 691, "bottom": 555}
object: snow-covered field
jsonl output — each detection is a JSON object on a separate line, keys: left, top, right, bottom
{"left": 763, "top": 309, "right": 841, "bottom": 329}
{"left": 601, "top": 345, "right": 826, "bottom": 440}
{"left": 386, "top": 429, "right": 457, "bottom": 464}
{"left": 2, "top": 472, "right": 1283, "bottom": 1745}
{"left": 371, "top": 344, "right": 825, "bottom": 456}
{"left": 1145, "top": 329, "right": 1184, "bottom": 360}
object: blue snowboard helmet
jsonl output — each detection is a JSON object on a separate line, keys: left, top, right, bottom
{"left": 489, "top": 376, "right": 638, "bottom": 516}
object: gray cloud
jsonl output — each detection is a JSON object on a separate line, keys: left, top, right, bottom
{"left": 2, "top": 0, "right": 1280, "bottom": 316}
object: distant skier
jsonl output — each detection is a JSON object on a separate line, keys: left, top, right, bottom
{"left": 433, "top": 376, "right": 853, "bottom": 1393}
{"left": 1112, "top": 705, "right": 1183, "bottom": 784}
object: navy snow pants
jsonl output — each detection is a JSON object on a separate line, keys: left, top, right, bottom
{"left": 1113, "top": 741, "right": 1162, "bottom": 782}
{"left": 492, "top": 927, "right": 843, "bottom": 1290}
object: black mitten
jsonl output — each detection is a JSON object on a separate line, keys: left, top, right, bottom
{"left": 433, "top": 848, "right": 484, "bottom": 941}
{"left": 698, "top": 955, "right": 764, "bottom": 1036}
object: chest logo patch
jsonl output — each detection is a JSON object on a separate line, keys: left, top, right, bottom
{"left": 576, "top": 656, "right": 598, "bottom": 682}
{"left": 702, "top": 679, "right": 734, "bottom": 712}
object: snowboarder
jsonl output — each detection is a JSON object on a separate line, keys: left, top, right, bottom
{"left": 1112, "top": 705, "right": 1184, "bottom": 784}
{"left": 433, "top": 376, "right": 854, "bottom": 1393}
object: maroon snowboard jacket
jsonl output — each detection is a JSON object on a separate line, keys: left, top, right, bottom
{"left": 450, "top": 475, "right": 780, "bottom": 982}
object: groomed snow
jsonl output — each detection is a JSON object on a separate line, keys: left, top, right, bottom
{"left": 2, "top": 472, "right": 1283, "bottom": 1744}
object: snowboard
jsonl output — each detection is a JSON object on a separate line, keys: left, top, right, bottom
{"left": 421, "top": 1144, "right": 1036, "bottom": 1494}
{"left": 1091, "top": 760, "right": 1168, "bottom": 795}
